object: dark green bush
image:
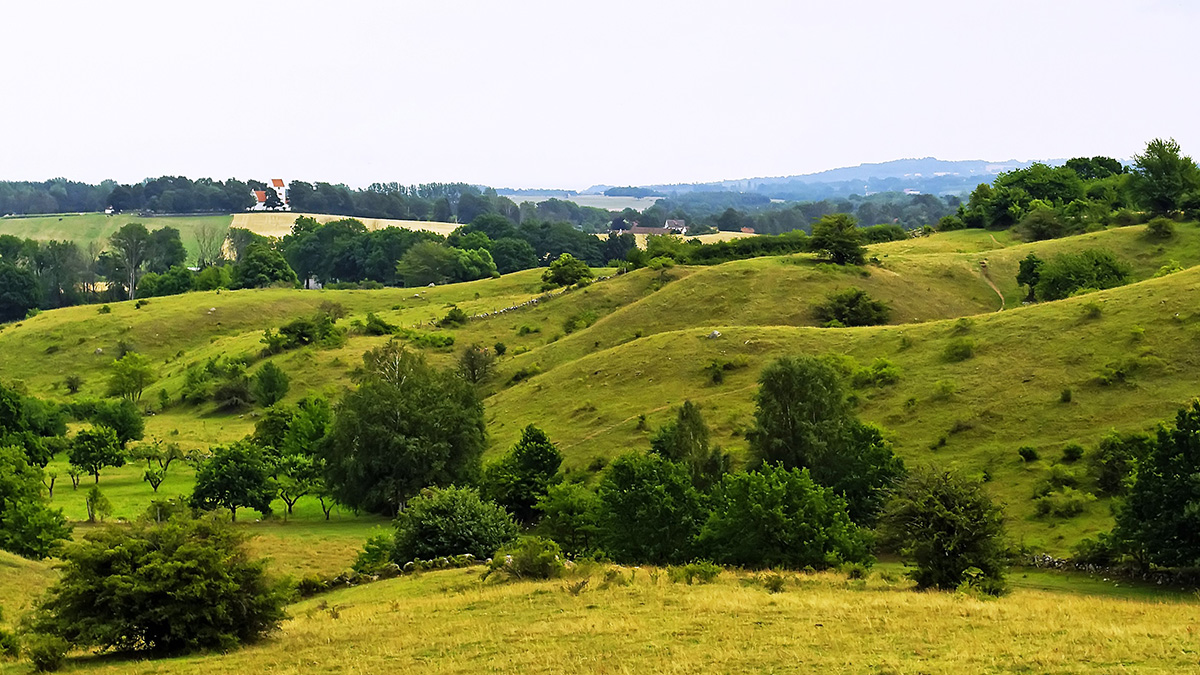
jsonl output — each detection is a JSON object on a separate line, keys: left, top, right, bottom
{"left": 1061, "top": 443, "right": 1084, "bottom": 463}
{"left": 562, "top": 310, "right": 598, "bottom": 334}
{"left": 812, "top": 288, "right": 890, "bottom": 327}
{"left": 1091, "top": 430, "right": 1153, "bottom": 496}
{"left": 1145, "top": 217, "right": 1176, "bottom": 239}
{"left": 26, "top": 516, "right": 288, "bottom": 654}
{"left": 1034, "top": 486, "right": 1094, "bottom": 518}
{"left": 438, "top": 306, "right": 469, "bottom": 328}
{"left": 483, "top": 425, "right": 562, "bottom": 524}
{"left": 697, "top": 465, "right": 872, "bottom": 569}
{"left": 943, "top": 337, "right": 976, "bottom": 362}
{"left": 1018, "top": 446, "right": 1040, "bottom": 463}
{"left": 391, "top": 486, "right": 518, "bottom": 563}
{"left": 534, "top": 482, "right": 600, "bottom": 557}
{"left": 596, "top": 453, "right": 706, "bottom": 565}
{"left": 881, "top": 468, "right": 1007, "bottom": 595}
{"left": 1034, "top": 249, "right": 1131, "bottom": 301}
{"left": 353, "top": 533, "right": 396, "bottom": 574}
{"left": 362, "top": 312, "right": 398, "bottom": 336}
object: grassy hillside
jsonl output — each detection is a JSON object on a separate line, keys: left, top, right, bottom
{"left": 2, "top": 223, "right": 1199, "bottom": 554}
{"left": 0, "top": 214, "right": 232, "bottom": 264}
{"left": 0, "top": 551, "right": 55, "bottom": 625}
{"left": 3, "top": 566, "right": 1194, "bottom": 674}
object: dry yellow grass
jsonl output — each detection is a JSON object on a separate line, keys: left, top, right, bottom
{"left": 229, "top": 212, "right": 461, "bottom": 238}
{"left": 22, "top": 567, "right": 1199, "bottom": 674}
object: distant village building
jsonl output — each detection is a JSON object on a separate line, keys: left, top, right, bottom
{"left": 664, "top": 219, "right": 687, "bottom": 233}
{"left": 251, "top": 179, "right": 291, "bottom": 211}
{"left": 740, "top": 226, "right": 756, "bottom": 234}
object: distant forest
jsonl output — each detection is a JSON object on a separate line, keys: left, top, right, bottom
{"left": 1, "top": 177, "right": 963, "bottom": 235}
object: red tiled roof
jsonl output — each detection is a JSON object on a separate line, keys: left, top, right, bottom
{"left": 271, "top": 178, "right": 285, "bottom": 188}
{"left": 253, "top": 190, "right": 267, "bottom": 202}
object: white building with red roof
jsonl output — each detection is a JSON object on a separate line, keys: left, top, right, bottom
{"left": 250, "top": 179, "right": 291, "bottom": 211}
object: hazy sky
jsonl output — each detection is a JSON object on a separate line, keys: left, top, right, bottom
{"left": 1, "top": 0, "right": 1196, "bottom": 189}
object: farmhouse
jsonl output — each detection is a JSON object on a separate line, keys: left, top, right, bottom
{"left": 251, "top": 179, "right": 291, "bottom": 211}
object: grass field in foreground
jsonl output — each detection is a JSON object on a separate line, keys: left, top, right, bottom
{"left": 3, "top": 566, "right": 1195, "bottom": 675}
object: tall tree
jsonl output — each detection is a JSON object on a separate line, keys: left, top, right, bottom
{"left": 650, "top": 401, "right": 731, "bottom": 491}
{"left": 109, "top": 222, "right": 151, "bottom": 300}
{"left": 145, "top": 227, "right": 187, "bottom": 273}
{"left": 483, "top": 425, "right": 563, "bottom": 524}
{"left": 0, "top": 262, "right": 41, "bottom": 322}
{"left": 1131, "top": 138, "right": 1200, "bottom": 216}
{"left": 318, "top": 342, "right": 486, "bottom": 515}
{"left": 809, "top": 213, "right": 866, "bottom": 265}
{"left": 190, "top": 441, "right": 276, "bottom": 522}
{"left": 69, "top": 426, "right": 125, "bottom": 483}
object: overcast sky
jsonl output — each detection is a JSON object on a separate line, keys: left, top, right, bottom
{"left": 0, "top": 0, "right": 1196, "bottom": 190}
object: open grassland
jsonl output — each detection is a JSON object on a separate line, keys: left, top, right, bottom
{"left": 0, "top": 214, "right": 232, "bottom": 264}
{"left": 2, "top": 566, "right": 1196, "bottom": 675}
{"left": 2, "top": 224, "right": 1200, "bottom": 553}
{"left": 0, "top": 551, "right": 55, "bottom": 624}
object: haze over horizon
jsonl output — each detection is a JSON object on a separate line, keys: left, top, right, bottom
{"left": 1, "top": 0, "right": 1196, "bottom": 190}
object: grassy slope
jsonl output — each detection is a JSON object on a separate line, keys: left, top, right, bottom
{"left": 1, "top": 224, "right": 1199, "bottom": 554}
{"left": 5, "top": 566, "right": 1196, "bottom": 675}
{"left": 0, "top": 214, "right": 233, "bottom": 264}
{"left": 0, "top": 551, "right": 55, "bottom": 624}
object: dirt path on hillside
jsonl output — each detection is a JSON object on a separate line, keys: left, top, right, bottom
{"left": 979, "top": 262, "right": 1005, "bottom": 311}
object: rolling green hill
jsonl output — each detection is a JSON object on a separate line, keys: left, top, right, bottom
{"left": 2, "top": 223, "right": 1200, "bottom": 554}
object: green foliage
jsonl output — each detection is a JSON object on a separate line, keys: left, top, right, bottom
{"left": 1018, "top": 446, "right": 1040, "bottom": 463}
{"left": 0, "top": 445, "right": 69, "bottom": 559}
{"left": 1061, "top": 443, "right": 1084, "bottom": 463}
{"left": 849, "top": 358, "right": 901, "bottom": 389}
{"left": 541, "top": 253, "right": 594, "bottom": 288}
{"left": 438, "top": 306, "right": 469, "bottom": 328}
{"left": 483, "top": 425, "right": 562, "bottom": 524}
{"left": 83, "top": 485, "right": 111, "bottom": 523}
{"left": 1114, "top": 401, "right": 1200, "bottom": 567}
{"left": 1034, "top": 249, "right": 1131, "bottom": 301}
{"left": 319, "top": 342, "right": 486, "bottom": 515}
{"left": 649, "top": 401, "right": 731, "bottom": 491}
{"left": 809, "top": 213, "right": 866, "bottom": 265}
{"left": 251, "top": 362, "right": 290, "bottom": 407}
{"left": 457, "top": 343, "right": 496, "bottom": 384}
{"left": 360, "top": 312, "right": 398, "bottom": 336}
{"left": 391, "top": 486, "right": 518, "bottom": 563}
{"left": 698, "top": 465, "right": 873, "bottom": 569}
{"left": 233, "top": 243, "right": 298, "bottom": 289}
{"left": 1130, "top": 137, "right": 1200, "bottom": 216}
{"left": 485, "top": 536, "right": 565, "bottom": 581}
{"left": 26, "top": 516, "right": 288, "bottom": 654}
{"left": 703, "top": 356, "right": 749, "bottom": 384}
{"left": 69, "top": 426, "right": 124, "bottom": 483}
{"left": 1145, "top": 217, "right": 1176, "bottom": 240}
{"left": 396, "top": 241, "right": 498, "bottom": 286}
{"left": 748, "top": 356, "right": 905, "bottom": 524}
{"left": 352, "top": 533, "right": 396, "bottom": 575}
{"left": 943, "top": 337, "right": 975, "bottom": 362}
{"left": 562, "top": 310, "right": 598, "bottom": 334}
{"left": 596, "top": 453, "right": 706, "bottom": 564}
{"left": 1090, "top": 430, "right": 1152, "bottom": 496}
{"left": 23, "top": 634, "right": 68, "bottom": 672}
{"left": 0, "top": 262, "right": 42, "bottom": 323}
{"left": 1016, "top": 253, "right": 1043, "bottom": 302}
{"left": 667, "top": 560, "right": 722, "bottom": 585}
{"left": 534, "top": 482, "right": 600, "bottom": 557}
{"left": 812, "top": 288, "right": 890, "bottom": 327}
{"left": 1034, "top": 486, "right": 1095, "bottom": 519}
{"left": 105, "top": 352, "right": 156, "bottom": 402}
{"left": 190, "top": 441, "right": 275, "bottom": 521}
{"left": 1060, "top": 388, "right": 1073, "bottom": 403}
{"left": 881, "top": 468, "right": 1007, "bottom": 595}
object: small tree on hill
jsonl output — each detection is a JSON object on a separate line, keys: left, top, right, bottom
{"left": 106, "top": 352, "right": 156, "bottom": 402}
{"left": 458, "top": 343, "right": 496, "bottom": 384}
{"left": 535, "top": 482, "right": 600, "bottom": 557}
{"left": 649, "top": 401, "right": 731, "bottom": 491}
{"left": 811, "top": 288, "right": 890, "bottom": 327}
{"left": 809, "top": 213, "right": 866, "bottom": 265}
{"left": 27, "top": 516, "right": 288, "bottom": 654}
{"left": 233, "top": 243, "right": 298, "bottom": 289}
{"left": 542, "top": 253, "right": 594, "bottom": 288}
{"left": 1016, "top": 253, "right": 1043, "bottom": 302}
{"left": 1131, "top": 137, "right": 1200, "bottom": 216}
{"left": 881, "top": 467, "right": 1008, "bottom": 595}
{"left": 483, "top": 425, "right": 563, "bottom": 524}
{"left": 251, "top": 362, "right": 290, "bottom": 407}
{"left": 70, "top": 426, "right": 125, "bottom": 483}
{"left": 190, "top": 441, "right": 276, "bottom": 522}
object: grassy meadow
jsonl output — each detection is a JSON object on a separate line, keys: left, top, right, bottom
{"left": 2, "top": 565, "right": 1197, "bottom": 674}
{"left": 0, "top": 214, "right": 233, "bottom": 265}
{"left": 1, "top": 223, "right": 1199, "bottom": 554}
{"left": 3, "top": 222, "right": 1200, "bottom": 672}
